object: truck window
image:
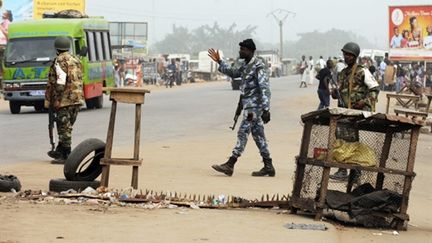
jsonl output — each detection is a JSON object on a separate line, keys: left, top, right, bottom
{"left": 102, "top": 32, "right": 112, "bottom": 60}
{"left": 85, "top": 31, "right": 97, "bottom": 62}
{"left": 4, "top": 37, "right": 57, "bottom": 67}
{"left": 95, "top": 32, "right": 104, "bottom": 61}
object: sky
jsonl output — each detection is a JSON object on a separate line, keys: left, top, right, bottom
{"left": 86, "top": 0, "right": 430, "bottom": 49}
{"left": 87, "top": 0, "right": 430, "bottom": 48}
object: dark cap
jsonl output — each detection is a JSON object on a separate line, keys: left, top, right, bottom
{"left": 239, "top": 39, "right": 256, "bottom": 51}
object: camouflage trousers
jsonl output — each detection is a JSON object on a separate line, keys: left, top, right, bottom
{"left": 232, "top": 109, "right": 271, "bottom": 159}
{"left": 56, "top": 105, "right": 80, "bottom": 148}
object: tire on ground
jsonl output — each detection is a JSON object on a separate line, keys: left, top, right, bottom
{"left": 0, "top": 175, "right": 22, "bottom": 192}
{"left": 49, "top": 178, "right": 100, "bottom": 192}
{"left": 64, "top": 138, "right": 105, "bottom": 181}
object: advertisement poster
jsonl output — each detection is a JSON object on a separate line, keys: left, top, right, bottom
{"left": 3, "top": 0, "right": 33, "bottom": 21}
{"left": 33, "top": 0, "right": 86, "bottom": 19}
{"left": 389, "top": 5, "right": 432, "bottom": 61}
{"left": 2, "top": 0, "right": 86, "bottom": 21}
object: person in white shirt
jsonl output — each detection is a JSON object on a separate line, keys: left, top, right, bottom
{"left": 423, "top": 25, "right": 432, "bottom": 49}
{"left": 308, "top": 56, "right": 315, "bottom": 85}
{"left": 335, "top": 59, "right": 346, "bottom": 74}
{"left": 317, "top": 56, "right": 326, "bottom": 70}
{"left": 390, "top": 26, "right": 403, "bottom": 48}
{"left": 299, "top": 55, "right": 308, "bottom": 88}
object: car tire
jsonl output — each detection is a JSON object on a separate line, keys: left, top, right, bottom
{"left": 0, "top": 175, "right": 22, "bottom": 192}
{"left": 49, "top": 178, "right": 100, "bottom": 192}
{"left": 85, "top": 98, "right": 95, "bottom": 109}
{"left": 64, "top": 138, "right": 105, "bottom": 181}
{"left": 9, "top": 101, "right": 21, "bottom": 114}
{"left": 94, "top": 95, "right": 103, "bottom": 109}
{"left": 34, "top": 101, "right": 45, "bottom": 113}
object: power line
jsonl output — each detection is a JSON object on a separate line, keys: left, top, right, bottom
{"left": 267, "top": 9, "right": 296, "bottom": 61}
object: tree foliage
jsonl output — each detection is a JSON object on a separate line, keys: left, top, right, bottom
{"left": 151, "top": 22, "right": 257, "bottom": 58}
{"left": 150, "top": 24, "right": 377, "bottom": 60}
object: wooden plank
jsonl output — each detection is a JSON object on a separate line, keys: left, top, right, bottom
{"left": 111, "top": 91, "right": 146, "bottom": 104}
{"left": 386, "top": 93, "right": 420, "bottom": 99}
{"left": 315, "top": 167, "right": 330, "bottom": 221}
{"left": 386, "top": 95, "right": 391, "bottom": 114}
{"left": 100, "top": 100, "right": 117, "bottom": 188}
{"left": 105, "top": 87, "right": 151, "bottom": 94}
{"left": 100, "top": 165, "right": 110, "bottom": 187}
{"left": 299, "top": 158, "right": 416, "bottom": 177}
{"left": 398, "top": 127, "right": 420, "bottom": 230}
{"left": 376, "top": 130, "right": 393, "bottom": 190}
{"left": 100, "top": 158, "right": 143, "bottom": 166}
{"left": 394, "top": 108, "right": 428, "bottom": 117}
{"left": 315, "top": 116, "right": 337, "bottom": 220}
{"left": 134, "top": 104, "right": 142, "bottom": 160}
{"left": 291, "top": 121, "right": 313, "bottom": 201}
{"left": 131, "top": 166, "right": 139, "bottom": 189}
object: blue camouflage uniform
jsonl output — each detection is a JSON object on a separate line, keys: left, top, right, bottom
{"left": 218, "top": 56, "right": 271, "bottom": 159}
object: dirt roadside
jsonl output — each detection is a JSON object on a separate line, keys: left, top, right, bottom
{"left": 0, "top": 82, "right": 431, "bottom": 243}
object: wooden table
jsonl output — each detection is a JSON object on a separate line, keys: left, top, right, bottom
{"left": 100, "top": 88, "right": 150, "bottom": 189}
{"left": 386, "top": 93, "right": 421, "bottom": 114}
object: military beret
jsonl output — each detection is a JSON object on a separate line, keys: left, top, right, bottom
{"left": 239, "top": 39, "right": 256, "bottom": 51}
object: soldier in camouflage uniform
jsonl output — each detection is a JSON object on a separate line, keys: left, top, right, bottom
{"left": 208, "top": 39, "right": 275, "bottom": 177}
{"left": 330, "top": 42, "right": 380, "bottom": 180}
{"left": 45, "top": 36, "right": 84, "bottom": 164}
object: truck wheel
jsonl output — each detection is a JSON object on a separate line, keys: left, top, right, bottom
{"left": 94, "top": 95, "right": 103, "bottom": 109}
{"left": 64, "top": 138, "right": 105, "bottom": 181}
{"left": 0, "top": 175, "right": 22, "bottom": 192}
{"left": 9, "top": 101, "right": 21, "bottom": 114}
{"left": 34, "top": 101, "right": 45, "bottom": 113}
{"left": 49, "top": 178, "right": 100, "bottom": 192}
{"left": 85, "top": 99, "right": 95, "bottom": 109}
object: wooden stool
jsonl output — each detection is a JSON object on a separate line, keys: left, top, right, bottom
{"left": 100, "top": 88, "right": 150, "bottom": 189}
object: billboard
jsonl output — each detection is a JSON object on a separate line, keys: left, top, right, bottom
{"left": 109, "top": 22, "right": 148, "bottom": 56}
{"left": 389, "top": 5, "right": 432, "bottom": 61}
{"left": 33, "top": 0, "right": 86, "bottom": 19}
{"left": 3, "top": 0, "right": 33, "bottom": 21}
{"left": 2, "top": 0, "right": 86, "bottom": 21}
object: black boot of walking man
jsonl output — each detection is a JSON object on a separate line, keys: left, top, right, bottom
{"left": 252, "top": 157, "right": 275, "bottom": 177}
{"left": 212, "top": 156, "right": 237, "bottom": 176}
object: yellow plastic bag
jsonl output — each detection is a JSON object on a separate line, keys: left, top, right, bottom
{"left": 331, "top": 139, "right": 377, "bottom": 167}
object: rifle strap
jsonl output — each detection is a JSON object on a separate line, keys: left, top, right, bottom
{"left": 347, "top": 64, "right": 357, "bottom": 109}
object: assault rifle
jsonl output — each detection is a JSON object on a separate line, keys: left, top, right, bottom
{"left": 48, "top": 100, "right": 57, "bottom": 153}
{"left": 328, "top": 75, "right": 345, "bottom": 108}
{"left": 230, "top": 96, "right": 243, "bottom": 130}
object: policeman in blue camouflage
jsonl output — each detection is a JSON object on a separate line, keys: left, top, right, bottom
{"left": 45, "top": 36, "right": 84, "bottom": 164}
{"left": 208, "top": 39, "right": 275, "bottom": 177}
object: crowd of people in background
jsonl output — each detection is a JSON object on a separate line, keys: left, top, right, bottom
{"left": 297, "top": 53, "right": 432, "bottom": 110}
{"left": 113, "top": 56, "right": 189, "bottom": 88}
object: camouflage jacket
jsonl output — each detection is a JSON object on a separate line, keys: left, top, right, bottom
{"left": 338, "top": 64, "right": 379, "bottom": 111}
{"left": 219, "top": 56, "right": 271, "bottom": 111}
{"left": 45, "top": 52, "right": 84, "bottom": 109}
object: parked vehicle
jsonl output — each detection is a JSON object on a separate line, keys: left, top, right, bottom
{"left": 2, "top": 16, "right": 115, "bottom": 114}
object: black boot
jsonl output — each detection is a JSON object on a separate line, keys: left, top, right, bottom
{"left": 211, "top": 156, "right": 237, "bottom": 176}
{"left": 330, "top": 168, "right": 348, "bottom": 181}
{"left": 252, "top": 158, "right": 275, "bottom": 177}
{"left": 47, "top": 144, "right": 64, "bottom": 159}
{"left": 51, "top": 146, "right": 71, "bottom": 164}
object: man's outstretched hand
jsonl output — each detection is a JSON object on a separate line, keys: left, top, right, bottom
{"left": 208, "top": 48, "right": 221, "bottom": 63}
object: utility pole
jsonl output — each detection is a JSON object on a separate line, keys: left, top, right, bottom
{"left": 267, "top": 9, "right": 296, "bottom": 62}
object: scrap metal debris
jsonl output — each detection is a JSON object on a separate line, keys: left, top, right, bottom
{"left": 3, "top": 187, "right": 291, "bottom": 210}
{"left": 284, "top": 223, "right": 328, "bottom": 231}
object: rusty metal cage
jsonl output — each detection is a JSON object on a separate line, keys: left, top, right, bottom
{"left": 290, "top": 108, "right": 423, "bottom": 230}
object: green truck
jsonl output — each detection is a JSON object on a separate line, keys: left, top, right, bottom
{"left": 1, "top": 17, "right": 114, "bottom": 114}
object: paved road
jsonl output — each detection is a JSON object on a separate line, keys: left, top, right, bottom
{"left": 0, "top": 75, "right": 314, "bottom": 165}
